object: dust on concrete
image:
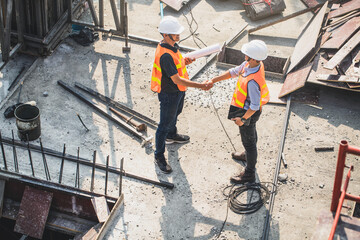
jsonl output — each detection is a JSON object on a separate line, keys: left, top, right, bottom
{"left": 0, "top": 0, "right": 359, "bottom": 239}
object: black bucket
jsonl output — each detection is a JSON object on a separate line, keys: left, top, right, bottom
{"left": 14, "top": 104, "right": 41, "bottom": 141}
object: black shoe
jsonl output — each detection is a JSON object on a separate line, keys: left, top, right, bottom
{"left": 155, "top": 156, "right": 172, "bottom": 174}
{"left": 166, "top": 134, "right": 190, "bottom": 144}
{"left": 230, "top": 170, "right": 255, "bottom": 184}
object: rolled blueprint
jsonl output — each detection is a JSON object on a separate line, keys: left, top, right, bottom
{"left": 183, "top": 43, "right": 222, "bottom": 59}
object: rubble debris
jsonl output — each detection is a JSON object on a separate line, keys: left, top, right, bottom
{"left": 240, "top": 0, "right": 286, "bottom": 21}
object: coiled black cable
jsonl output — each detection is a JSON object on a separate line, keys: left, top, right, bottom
{"left": 216, "top": 182, "right": 276, "bottom": 238}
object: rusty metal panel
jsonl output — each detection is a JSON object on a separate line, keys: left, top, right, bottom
{"left": 14, "top": 186, "right": 53, "bottom": 239}
{"left": 328, "top": 0, "right": 360, "bottom": 19}
{"left": 322, "top": 17, "right": 360, "bottom": 50}
{"left": 279, "top": 63, "right": 313, "bottom": 98}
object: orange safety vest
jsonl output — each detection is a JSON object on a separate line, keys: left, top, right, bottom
{"left": 151, "top": 43, "right": 188, "bottom": 93}
{"left": 231, "top": 62, "right": 269, "bottom": 108}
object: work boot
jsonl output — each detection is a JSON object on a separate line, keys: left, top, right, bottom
{"left": 231, "top": 151, "right": 247, "bottom": 162}
{"left": 165, "top": 134, "right": 190, "bottom": 144}
{"left": 230, "top": 170, "right": 255, "bottom": 184}
{"left": 155, "top": 156, "right": 172, "bottom": 174}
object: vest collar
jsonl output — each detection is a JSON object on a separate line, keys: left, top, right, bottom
{"left": 160, "top": 42, "right": 179, "bottom": 53}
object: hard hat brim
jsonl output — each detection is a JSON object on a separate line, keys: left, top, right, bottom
{"left": 158, "top": 25, "right": 184, "bottom": 35}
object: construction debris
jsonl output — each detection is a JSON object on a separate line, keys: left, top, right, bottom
{"left": 240, "top": 0, "right": 286, "bottom": 20}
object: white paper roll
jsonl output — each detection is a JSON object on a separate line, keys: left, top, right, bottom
{"left": 183, "top": 43, "right": 222, "bottom": 59}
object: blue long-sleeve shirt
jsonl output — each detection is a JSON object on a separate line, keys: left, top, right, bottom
{"left": 229, "top": 61, "right": 261, "bottom": 111}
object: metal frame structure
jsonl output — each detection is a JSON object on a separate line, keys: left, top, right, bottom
{"left": 329, "top": 140, "right": 360, "bottom": 239}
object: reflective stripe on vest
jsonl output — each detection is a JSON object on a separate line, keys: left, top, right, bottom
{"left": 230, "top": 62, "right": 270, "bottom": 108}
{"left": 151, "top": 44, "right": 188, "bottom": 93}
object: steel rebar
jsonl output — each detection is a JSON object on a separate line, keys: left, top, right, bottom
{"left": 75, "top": 147, "right": 80, "bottom": 188}
{"left": 0, "top": 131, "right": 8, "bottom": 170}
{"left": 119, "top": 157, "right": 124, "bottom": 196}
{"left": 59, "top": 144, "right": 66, "bottom": 184}
{"left": 77, "top": 112, "right": 90, "bottom": 131}
{"left": 105, "top": 155, "right": 109, "bottom": 196}
{"left": 11, "top": 130, "right": 19, "bottom": 172}
{"left": 26, "top": 134, "right": 35, "bottom": 177}
{"left": 90, "top": 150, "right": 96, "bottom": 192}
{"left": 40, "top": 138, "right": 51, "bottom": 180}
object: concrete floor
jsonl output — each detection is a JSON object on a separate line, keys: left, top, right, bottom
{"left": 0, "top": 0, "right": 360, "bottom": 239}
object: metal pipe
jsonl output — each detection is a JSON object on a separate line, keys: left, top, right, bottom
{"left": 105, "top": 155, "right": 109, "bottom": 196}
{"left": 90, "top": 150, "right": 96, "bottom": 192}
{"left": 40, "top": 138, "right": 51, "bottom": 180}
{"left": 0, "top": 131, "right": 8, "bottom": 170}
{"left": 109, "top": 107, "right": 147, "bottom": 132}
{"left": 75, "top": 82, "right": 158, "bottom": 128}
{"left": 0, "top": 136, "right": 174, "bottom": 189}
{"left": 262, "top": 95, "right": 292, "bottom": 240}
{"left": 345, "top": 193, "right": 360, "bottom": 202}
{"left": 11, "top": 130, "right": 19, "bottom": 173}
{"left": 26, "top": 134, "right": 35, "bottom": 177}
{"left": 75, "top": 147, "right": 80, "bottom": 188}
{"left": 99, "top": 0, "right": 104, "bottom": 28}
{"left": 119, "top": 158, "right": 124, "bottom": 196}
{"left": 329, "top": 166, "right": 353, "bottom": 240}
{"left": 59, "top": 144, "right": 66, "bottom": 183}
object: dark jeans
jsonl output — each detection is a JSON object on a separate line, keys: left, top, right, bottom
{"left": 238, "top": 109, "right": 261, "bottom": 173}
{"left": 155, "top": 91, "right": 185, "bottom": 159}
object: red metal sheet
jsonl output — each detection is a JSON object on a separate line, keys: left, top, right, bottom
{"left": 328, "top": 0, "right": 360, "bottom": 19}
{"left": 14, "top": 186, "right": 53, "bottom": 239}
{"left": 279, "top": 63, "right": 313, "bottom": 98}
{"left": 322, "top": 17, "right": 360, "bottom": 49}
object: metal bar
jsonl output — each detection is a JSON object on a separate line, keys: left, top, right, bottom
{"left": 58, "top": 81, "right": 153, "bottom": 145}
{"left": 119, "top": 158, "right": 124, "bottom": 196}
{"left": 56, "top": 0, "right": 61, "bottom": 20}
{"left": 122, "top": 1, "right": 130, "bottom": 52}
{"left": 75, "top": 147, "right": 80, "bottom": 188}
{"left": 67, "top": 0, "right": 72, "bottom": 23}
{"left": 109, "top": 107, "right": 147, "bottom": 132}
{"left": 119, "top": 0, "right": 125, "bottom": 35}
{"left": 105, "top": 155, "right": 109, "bottom": 196}
{"left": 86, "top": 0, "right": 99, "bottom": 26}
{"left": 58, "top": 144, "right": 66, "bottom": 184}
{"left": 25, "top": 0, "right": 31, "bottom": 33}
{"left": 11, "top": 131, "right": 19, "bottom": 173}
{"left": 262, "top": 95, "right": 292, "bottom": 240}
{"left": 189, "top": 23, "right": 248, "bottom": 81}
{"left": 345, "top": 193, "right": 360, "bottom": 202}
{"left": 26, "top": 134, "right": 35, "bottom": 177}
{"left": 75, "top": 83, "right": 158, "bottom": 128}
{"left": 14, "top": 0, "right": 24, "bottom": 43}
{"left": 90, "top": 150, "right": 96, "bottom": 192}
{"left": 109, "top": 0, "right": 121, "bottom": 31}
{"left": 329, "top": 166, "right": 353, "bottom": 240}
{"left": 43, "top": 0, "right": 48, "bottom": 34}
{"left": 99, "top": 0, "right": 104, "bottom": 28}
{"left": 2, "top": 0, "right": 14, "bottom": 61}
{"left": 0, "top": 136, "right": 174, "bottom": 189}
{"left": 76, "top": 113, "right": 90, "bottom": 131}
{"left": 0, "top": 132, "right": 7, "bottom": 170}
{"left": 0, "top": 3, "right": 5, "bottom": 53}
{"left": 281, "top": 152, "right": 287, "bottom": 168}
{"left": 39, "top": 138, "right": 51, "bottom": 181}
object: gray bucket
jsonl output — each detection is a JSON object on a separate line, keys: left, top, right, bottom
{"left": 14, "top": 104, "right": 41, "bottom": 141}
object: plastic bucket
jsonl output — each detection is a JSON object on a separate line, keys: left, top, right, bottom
{"left": 14, "top": 104, "right": 41, "bottom": 141}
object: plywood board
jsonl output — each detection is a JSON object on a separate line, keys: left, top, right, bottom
{"left": 328, "top": 0, "right": 360, "bottom": 19}
{"left": 321, "top": 17, "right": 360, "bottom": 50}
{"left": 91, "top": 196, "right": 110, "bottom": 223}
{"left": 267, "top": 81, "right": 286, "bottom": 105}
{"left": 279, "top": 63, "right": 313, "bottom": 98}
{"left": 324, "top": 30, "right": 360, "bottom": 69}
{"left": 14, "top": 186, "right": 53, "bottom": 239}
{"left": 287, "top": 2, "right": 327, "bottom": 73}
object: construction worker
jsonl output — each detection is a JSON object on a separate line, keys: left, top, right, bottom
{"left": 209, "top": 40, "right": 269, "bottom": 184}
{"left": 151, "top": 16, "right": 212, "bottom": 173}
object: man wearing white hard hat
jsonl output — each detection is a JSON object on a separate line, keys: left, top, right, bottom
{"left": 209, "top": 40, "right": 270, "bottom": 184}
{"left": 151, "top": 16, "right": 212, "bottom": 173}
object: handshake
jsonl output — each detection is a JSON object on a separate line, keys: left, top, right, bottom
{"left": 200, "top": 79, "right": 214, "bottom": 91}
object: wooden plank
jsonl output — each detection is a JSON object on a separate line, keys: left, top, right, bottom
{"left": 328, "top": 0, "right": 360, "bottom": 19}
{"left": 95, "top": 194, "right": 124, "bottom": 240}
{"left": 91, "top": 196, "right": 110, "bottom": 223}
{"left": 0, "top": 179, "right": 5, "bottom": 218}
{"left": 316, "top": 74, "right": 359, "bottom": 82}
{"left": 279, "top": 63, "right": 313, "bottom": 98}
{"left": 287, "top": 2, "right": 327, "bottom": 73}
{"left": 14, "top": 186, "right": 53, "bottom": 239}
{"left": 322, "top": 17, "right": 360, "bottom": 49}
{"left": 324, "top": 30, "right": 360, "bottom": 69}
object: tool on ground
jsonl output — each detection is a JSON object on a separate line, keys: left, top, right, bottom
{"left": 58, "top": 81, "right": 153, "bottom": 147}
{"left": 76, "top": 112, "right": 90, "bottom": 131}
{"left": 122, "top": 2, "right": 130, "bottom": 53}
{"left": 75, "top": 82, "right": 158, "bottom": 128}
{"left": 109, "top": 107, "right": 147, "bottom": 132}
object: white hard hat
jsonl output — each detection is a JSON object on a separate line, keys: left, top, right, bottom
{"left": 158, "top": 16, "right": 184, "bottom": 35}
{"left": 241, "top": 40, "right": 268, "bottom": 61}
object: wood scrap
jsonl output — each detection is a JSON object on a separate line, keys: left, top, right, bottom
{"left": 324, "top": 30, "right": 360, "bottom": 70}
{"left": 316, "top": 74, "right": 359, "bottom": 82}
{"left": 328, "top": 0, "right": 360, "bottom": 19}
